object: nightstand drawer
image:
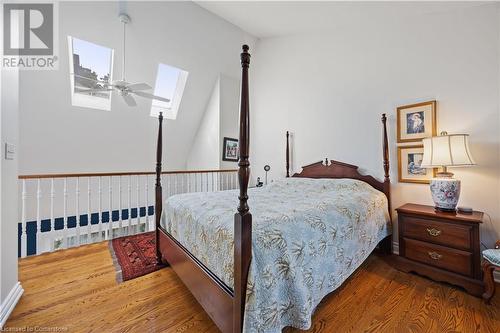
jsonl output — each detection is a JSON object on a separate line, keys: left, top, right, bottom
{"left": 401, "top": 216, "right": 472, "bottom": 250}
{"left": 404, "top": 238, "right": 472, "bottom": 276}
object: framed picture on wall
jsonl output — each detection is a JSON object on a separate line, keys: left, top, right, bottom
{"left": 222, "top": 137, "right": 239, "bottom": 162}
{"left": 398, "top": 145, "right": 436, "bottom": 184}
{"left": 397, "top": 100, "right": 437, "bottom": 143}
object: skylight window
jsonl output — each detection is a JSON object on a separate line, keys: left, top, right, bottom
{"left": 150, "top": 63, "right": 188, "bottom": 119}
{"left": 68, "top": 36, "right": 114, "bottom": 111}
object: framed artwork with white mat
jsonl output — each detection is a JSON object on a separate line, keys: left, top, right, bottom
{"left": 398, "top": 145, "right": 436, "bottom": 184}
{"left": 397, "top": 100, "right": 436, "bottom": 143}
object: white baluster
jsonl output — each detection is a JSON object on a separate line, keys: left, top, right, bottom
{"left": 34, "top": 179, "right": 41, "bottom": 254}
{"left": 20, "top": 180, "right": 27, "bottom": 257}
{"left": 63, "top": 178, "right": 68, "bottom": 249}
{"left": 172, "top": 174, "right": 175, "bottom": 195}
{"left": 108, "top": 176, "right": 113, "bottom": 240}
{"left": 50, "top": 179, "right": 55, "bottom": 251}
{"left": 136, "top": 175, "right": 141, "bottom": 233}
{"left": 87, "top": 177, "right": 91, "bottom": 243}
{"left": 167, "top": 175, "right": 172, "bottom": 198}
{"left": 174, "top": 174, "right": 178, "bottom": 195}
{"left": 118, "top": 176, "right": 122, "bottom": 237}
{"left": 98, "top": 177, "right": 103, "bottom": 241}
{"left": 145, "top": 175, "right": 150, "bottom": 232}
{"left": 127, "top": 175, "right": 132, "bottom": 236}
{"left": 75, "top": 177, "right": 80, "bottom": 247}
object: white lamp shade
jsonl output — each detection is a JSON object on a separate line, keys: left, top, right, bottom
{"left": 421, "top": 134, "right": 475, "bottom": 167}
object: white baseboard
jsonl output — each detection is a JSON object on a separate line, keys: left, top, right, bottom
{"left": 392, "top": 241, "right": 399, "bottom": 255}
{"left": 494, "top": 270, "right": 500, "bottom": 283}
{"left": 0, "top": 282, "right": 24, "bottom": 328}
{"left": 391, "top": 241, "right": 500, "bottom": 283}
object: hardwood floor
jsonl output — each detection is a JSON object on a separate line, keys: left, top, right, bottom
{"left": 6, "top": 242, "right": 500, "bottom": 333}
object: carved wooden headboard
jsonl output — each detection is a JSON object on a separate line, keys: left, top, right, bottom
{"left": 286, "top": 114, "right": 391, "bottom": 211}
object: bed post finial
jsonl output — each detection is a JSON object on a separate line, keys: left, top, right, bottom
{"left": 155, "top": 112, "right": 163, "bottom": 265}
{"left": 234, "top": 44, "right": 252, "bottom": 333}
{"left": 286, "top": 131, "right": 290, "bottom": 177}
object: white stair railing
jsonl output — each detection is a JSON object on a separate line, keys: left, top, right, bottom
{"left": 17, "top": 169, "right": 238, "bottom": 257}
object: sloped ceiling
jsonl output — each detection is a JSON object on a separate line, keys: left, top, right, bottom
{"left": 19, "top": 1, "right": 254, "bottom": 173}
{"left": 196, "top": 1, "right": 489, "bottom": 38}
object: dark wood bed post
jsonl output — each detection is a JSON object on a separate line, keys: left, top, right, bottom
{"left": 382, "top": 113, "right": 390, "bottom": 214}
{"left": 286, "top": 131, "right": 290, "bottom": 177}
{"left": 155, "top": 112, "right": 164, "bottom": 265}
{"left": 381, "top": 113, "right": 392, "bottom": 254}
{"left": 233, "top": 45, "right": 252, "bottom": 333}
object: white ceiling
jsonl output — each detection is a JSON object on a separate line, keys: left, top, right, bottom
{"left": 196, "top": 1, "right": 490, "bottom": 38}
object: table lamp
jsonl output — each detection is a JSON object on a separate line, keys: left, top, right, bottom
{"left": 420, "top": 132, "right": 475, "bottom": 212}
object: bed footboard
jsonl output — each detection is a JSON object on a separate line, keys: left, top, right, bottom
{"left": 155, "top": 45, "right": 252, "bottom": 333}
{"left": 158, "top": 228, "right": 233, "bottom": 332}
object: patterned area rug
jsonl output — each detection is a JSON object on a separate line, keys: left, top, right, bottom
{"left": 109, "top": 231, "right": 166, "bottom": 282}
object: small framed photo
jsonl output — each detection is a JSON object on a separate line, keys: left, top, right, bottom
{"left": 397, "top": 101, "right": 436, "bottom": 143}
{"left": 398, "top": 145, "right": 436, "bottom": 184}
{"left": 222, "top": 137, "right": 239, "bottom": 162}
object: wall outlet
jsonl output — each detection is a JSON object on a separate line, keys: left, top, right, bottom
{"left": 5, "top": 143, "right": 15, "bottom": 160}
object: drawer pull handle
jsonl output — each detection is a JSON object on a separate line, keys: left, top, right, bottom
{"left": 426, "top": 228, "right": 441, "bottom": 237}
{"left": 428, "top": 251, "right": 442, "bottom": 260}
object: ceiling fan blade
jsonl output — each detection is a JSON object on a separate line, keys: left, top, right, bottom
{"left": 111, "top": 80, "right": 129, "bottom": 87}
{"left": 75, "top": 88, "right": 113, "bottom": 93}
{"left": 122, "top": 94, "right": 137, "bottom": 107}
{"left": 74, "top": 74, "right": 108, "bottom": 84}
{"left": 126, "top": 83, "right": 152, "bottom": 91}
{"left": 133, "top": 91, "right": 170, "bottom": 103}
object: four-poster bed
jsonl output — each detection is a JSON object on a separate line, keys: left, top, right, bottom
{"left": 154, "top": 45, "right": 392, "bottom": 333}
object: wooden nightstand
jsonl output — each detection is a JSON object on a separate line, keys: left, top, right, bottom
{"left": 394, "top": 203, "right": 484, "bottom": 297}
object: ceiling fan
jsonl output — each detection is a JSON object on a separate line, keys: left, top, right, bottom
{"left": 74, "top": 13, "right": 170, "bottom": 107}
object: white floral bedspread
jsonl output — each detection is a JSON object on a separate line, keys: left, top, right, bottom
{"left": 161, "top": 177, "right": 391, "bottom": 332}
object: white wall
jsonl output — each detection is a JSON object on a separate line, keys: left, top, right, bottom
{"left": 250, "top": 4, "right": 500, "bottom": 245}
{"left": 187, "top": 73, "right": 240, "bottom": 170}
{"left": 187, "top": 77, "right": 220, "bottom": 170}
{"left": 219, "top": 74, "right": 240, "bottom": 169}
{"left": 19, "top": 1, "right": 255, "bottom": 174}
{"left": 0, "top": 69, "right": 22, "bottom": 326}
